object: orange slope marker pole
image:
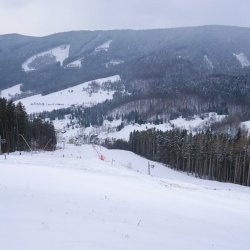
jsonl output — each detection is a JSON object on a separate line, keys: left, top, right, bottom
{"left": 92, "top": 144, "right": 106, "bottom": 161}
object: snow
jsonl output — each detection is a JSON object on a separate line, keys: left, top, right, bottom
{"left": 204, "top": 55, "right": 214, "bottom": 70}
{"left": 53, "top": 116, "right": 73, "bottom": 131}
{"left": 65, "top": 58, "right": 83, "bottom": 68}
{"left": 22, "top": 45, "right": 70, "bottom": 72}
{"left": 0, "top": 144, "right": 250, "bottom": 250}
{"left": 103, "top": 119, "right": 123, "bottom": 128}
{"left": 109, "top": 60, "right": 124, "bottom": 65}
{"left": 15, "top": 75, "right": 121, "bottom": 114}
{"left": 94, "top": 113, "right": 226, "bottom": 141}
{"left": 170, "top": 113, "right": 225, "bottom": 131}
{"left": 233, "top": 53, "right": 250, "bottom": 67}
{"left": 53, "top": 116, "right": 82, "bottom": 144}
{"left": 95, "top": 40, "right": 112, "bottom": 52}
{"left": 241, "top": 121, "right": 250, "bottom": 132}
{"left": 99, "top": 123, "right": 172, "bottom": 141}
{"left": 106, "top": 60, "right": 124, "bottom": 68}
{"left": 0, "top": 84, "right": 23, "bottom": 99}
{"left": 53, "top": 113, "right": 225, "bottom": 143}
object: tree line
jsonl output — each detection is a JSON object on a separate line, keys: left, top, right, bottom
{"left": 0, "top": 98, "right": 56, "bottom": 153}
{"left": 109, "top": 128, "right": 250, "bottom": 186}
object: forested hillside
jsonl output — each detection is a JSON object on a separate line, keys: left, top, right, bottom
{"left": 1, "top": 25, "right": 250, "bottom": 95}
{"left": 2, "top": 25, "right": 250, "bottom": 160}
{"left": 109, "top": 128, "right": 250, "bottom": 186}
{"left": 1, "top": 26, "right": 250, "bottom": 128}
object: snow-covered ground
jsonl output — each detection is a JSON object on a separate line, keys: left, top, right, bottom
{"left": 95, "top": 40, "right": 112, "bottom": 52}
{"left": 65, "top": 58, "right": 83, "bottom": 68}
{"left": 105, "top": 59, "right": 124, "bottom": 68}
{"left": 53, "top": 113, "right": 226, "bottom": 143}
{"left": 233, "top": 53, "right": 250, "bottom": 67}
{"left": 170, "top": 113, "right": 225, "bottom": 131}
{"left": 22, "top": 45, "right": 70, "bottom": 72}
{"left": 0, "top": 84, "right": 23, "bottom": 99}
{"left": 204, "top": 55, "right": 214, "bottom": 70}
{"left": 52, "top": 113, "right": 226, "bottom": 143}
{"left": 0, "top": 144, "right": 250, "bottom": 250}
{"left": 95, "top": 113, "right": 226, "bottom": 141}
{"left": 14, "top": 75, "right": 121, "bottom": 113}
{"left": 99, "top": 122, "right": 172, "bottom": 141}
{"left": 241, "top": 120, "right": 250, "bottom": 132}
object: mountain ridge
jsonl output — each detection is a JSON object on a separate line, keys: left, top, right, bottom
{"left": 4, "top": 24, "right": 250, "bottom": 37}
{"left": 1, "top": 25, "right": 250, "bottom": 125}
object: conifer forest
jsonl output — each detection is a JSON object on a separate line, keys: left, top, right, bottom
{"left": 0, "top": 98, "right": 56, "bottom": 153}
{"left": 111, "top": 128, "right": 250, "bottom": 186}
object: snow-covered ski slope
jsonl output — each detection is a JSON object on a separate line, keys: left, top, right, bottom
{"left": 233, "top": 53, "right": 250, "bottom": 67}
{"left": 14, "top": 75, "right": 121, "bottom": 113}
{"left": 65, "top": 58, "right": 83, "bottom": 68}
{"left": 95, "top": 40, "right": 112, "bottom": 52}
{"left": 22, "top": 45, "right": 70, "bottom": 72}
{"left": 0, "top": 83, "right": 23, "bottom": 99}
{"left": 0, "top": 144, "right": 250, "bottom": 250}
{"left": 96, "top": 113, "right": 226, "bottom": 141}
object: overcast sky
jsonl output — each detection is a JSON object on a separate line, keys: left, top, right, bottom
{"left": 0, "top": 0, "right": 249, "bottom": 36}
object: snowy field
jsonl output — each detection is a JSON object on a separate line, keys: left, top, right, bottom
{"left": 233, "top": 52, "right": 250, "bottom": 67}
{"left": 0, "top": 144, "right": 250, "bottom": 250}
{"left": 0, "top": 83, "right": 23, "bottom": 99}
{"left": 22, "top": 45, "right": 70, "bottom": 72}
{"left": 95, "top": 40, "right": 112, "bottom": 52}
{"left": 88, "top": 113, "right": 226, "bottom": 141}
{"left": 53, "top": 113, "right": 226, "bottom": 143}
{"left": 13, "top": 75, "right": 121, "bottom": 113}
{"left": 65, "top": 58, "right": 83, "bottom": 68}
